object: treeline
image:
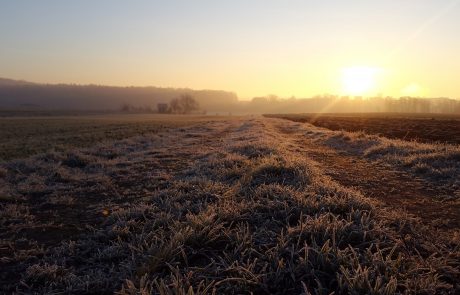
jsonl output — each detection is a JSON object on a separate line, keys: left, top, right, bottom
{"left": 120, "top": 94, "right": 202, "bottom": 114}
{"left": 242, "top": 95, "right": 460, "bottom": 114}
{"left": 0, "top": 78, "right": 459, "bottom": 114}
{"left": 0, "top": 82, "right": 238, "bottom": 112}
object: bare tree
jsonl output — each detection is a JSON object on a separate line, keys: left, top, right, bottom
{"left": 169, "top": 94, "right": 200, "bottom": 114}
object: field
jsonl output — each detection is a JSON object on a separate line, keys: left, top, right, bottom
{"left": 1, "top": 114, "right": 459, "bottom": 294}
{"left": 266, "top": 113, "right": 460, "bottom": 145}
{"left": 0, "top": 115, "right": 230, "bottom": 161}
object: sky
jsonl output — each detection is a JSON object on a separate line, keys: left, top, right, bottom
{"left": 1, "top": 0, "right": 459, "bottom": 99}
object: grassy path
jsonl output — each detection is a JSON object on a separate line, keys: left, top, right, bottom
{"left": 266, "top": 118, "right": 460, "bottom": 232}
{"left": 1, "top": 117, "right": 459, "bottom": 294}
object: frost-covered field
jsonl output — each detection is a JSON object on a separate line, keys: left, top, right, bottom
{"left": 298, "top": 122, "right": 460, "bottom": 193}
{"left": 0, "top": 115, "right": 228, "bottom": 160}
{"left": 1, "top": 117, "right": 459, "bottom": 294}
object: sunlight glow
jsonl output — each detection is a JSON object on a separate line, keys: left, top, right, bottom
{"left": 401, "top": 83, "right": 424, "bottom": 96}
{"left": 341, "top": 66, "right": 381, "bottom": 96}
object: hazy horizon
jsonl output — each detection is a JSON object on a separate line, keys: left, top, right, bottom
{"left": 1, "top": 1, "right": 460, "bottom": 99}
{"left": 3, "top": 76, "right": 460, "bottom": 102}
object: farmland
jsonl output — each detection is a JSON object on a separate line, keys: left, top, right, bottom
{"left": 266, "top": 113, "right": 460, "bottom": 145}
{"left": 0, "top": 115, "right": 231, "bottom": 161}
{"left": 0, "top": 114, "right": 459, "bottom": 294}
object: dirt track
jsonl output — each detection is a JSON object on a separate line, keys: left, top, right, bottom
{"left": 269, "top": 114, "right": 460, "bottom": 145}
{"left": 268, "top": 118, "right": 460, "bottom": 232}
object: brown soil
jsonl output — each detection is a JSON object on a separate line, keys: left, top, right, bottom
{"left": 270, "top": 119, "right": 460, "bottom": 231}
{"left": 271, "top": 114, "right": 460, "bottom": 145}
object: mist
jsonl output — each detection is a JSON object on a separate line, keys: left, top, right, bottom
{"left": 0, "top": 78, "right": 459, "bottom": 114}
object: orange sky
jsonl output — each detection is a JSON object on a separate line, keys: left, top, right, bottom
{"left": 1, "top": 1, "right": 459, "bottom": 99}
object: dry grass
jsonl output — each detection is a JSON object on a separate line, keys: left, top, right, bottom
{"left": 0, "top": 114, "right": 230, "bottom": 161}
{"left": 322, "top": 129, "right": 460, "bottom": 190}
{"left": 267, "top": 113, "right": 460, "bottom": 145}
{"left": 269, "top": 116, "right": 460, "bottom": 192}
{"left": 0, "top": 117, "right": 459, "bottom": 294}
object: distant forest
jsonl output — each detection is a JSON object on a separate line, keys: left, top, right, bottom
{"left": 0, "top": 78, "right": 238, "bottom": 113}
{"left": 1, "top": 78, "right": 459, "bottom": 114}
{"left": 247, "top": 95, "right": 460, "bottom": 114}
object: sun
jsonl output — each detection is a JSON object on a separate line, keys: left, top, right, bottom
{"left": 341, "top": 66, "right": 380, "bottom": 96}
